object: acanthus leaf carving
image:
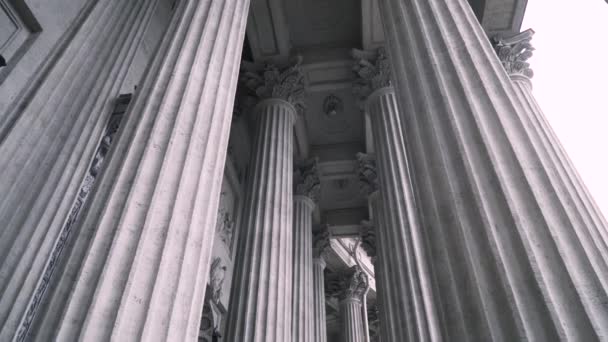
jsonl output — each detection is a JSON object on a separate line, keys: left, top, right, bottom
{"left": 352, "top": 47, "right": 393, "bottom": 102}
{"left": 326, "top": 266, "right": 370, "bottom": 302}
{"left": 294, "top": 158, "right": 321, "bottom": 202}
{"left": 240, "top": 56, "right": 307, "bottom": 114}
{"left": 356, "top": 152, "right": 379, "bottom": 196}
{"left": 491, "top": 29, "right": 535, "bottom": 78}
{"left": 360, "top": 220, "right": 377, "bottom": 259}
{"left": 313, "top": 226, "right": 331, "bottom": 259}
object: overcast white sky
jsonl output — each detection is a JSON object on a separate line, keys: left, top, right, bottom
{"left": 522, "top": 1, "right": 608, "bottom": 217}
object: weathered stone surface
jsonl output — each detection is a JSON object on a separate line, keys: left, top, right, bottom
{"left": 0, "top": 1, "right": 158, "bottom": 340}
{"left": 225, "top": 97, "right": 297, "bottom": 342}
{"left": 379, "top": 0, "right": 608, "bottom": 340}
{"left": 23, "top": 0, "right": 251, "bottom": 340}
{"left": 492, "top": 29, "right": 535, "bottom": 78}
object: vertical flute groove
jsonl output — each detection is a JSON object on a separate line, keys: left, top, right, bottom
{"left": 225, "top": 100, "right": 296, "bottom": 342}
{"left": 23, "top": 0, "right": 250, "bottom": 340}
{"left": 376, "top": 0, "right": 608, "bottom": 340}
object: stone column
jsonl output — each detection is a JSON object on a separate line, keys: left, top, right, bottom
{"left": 0, "top": 1, "right": 159, "bottom": 340}
{"left": 353, "top": 49, "right": 441, "bottom": 342}
{"left": 312, "top": 229, "right": 331, "bottom": 342}
{"left": 329, "top": 266, "right": 369, "bottom": 342}
{"left": 378, "top": 0, "right": 608, "bottom": 340}
{"left": 24, "top": 0, "right": 251, "bottom": 341}
{"left": 355, "top": 153, "right": 388, "bottom": 342}
{"left": 292, "top": 158, "right": 320, "bottom": 342}
{"left": 494, "top": 29, "right": 608, "bottom": 242}
{"left": 225, "top": 60, "right": 305, "bottom": 342}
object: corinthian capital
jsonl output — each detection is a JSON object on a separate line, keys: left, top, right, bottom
{"left": 360, "top": 220, "right": 377, "bottom": 259}
{"left": 352, "top": 47, "right": 393, "bottom": 100}
{"left": 240, "top": 56, "right": 307, "bottom": 112}
{"left": 491, "top": 29, "right": 535, "bottom": 78}
{"left": 313, "top": 227, "right": 331, "bottom": 259}
{"left": 294, "top": 158, "right": 321, "bottom": 202}
{"left": 327, "top": 266, "right": 370, "bottom": 302}
{"left": 356, "top": 152, "right": 379, "bottom": 196}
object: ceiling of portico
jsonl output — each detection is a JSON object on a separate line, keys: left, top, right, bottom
{"left": 284, "top": 0, "right": 361, "bottom": 52}
{"left": 242, "top": 0, "right": 527, "bottom": 231}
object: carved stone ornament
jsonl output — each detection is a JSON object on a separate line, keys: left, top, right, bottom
{"left": 240, "top": 56, "right": 307, "bottom": 113}
{"left": 360, "top": 220, "right": 377, "bottom": 258}
{"left": 323, "top": 94, "right": 344, "bottom": 117}
{"left": 294, "top": 158, "right": 321, "bottom": 202}
{"left": 215, "top": 192, "right": 235, "bottom": 251}
{"left": 15, "top": 94, "right": 131, "bottom": 342}
{"left": 352, "top": 47, "right": 393, "bottom": 100}
{"left": 313, "top": 227, "right": 331, "bottom": 258}
{"left": 356, "top": 152, "right": 379, "bottom": 196}
{"left": 492, "top": 28, "right": 535, "bottom": 78}
{"left": 209, "top": 257, "right": 227, "bottom": 305}
{"left": 326, "top": 266, "right": 370, "bottom": 302}
{"left": 367, "top": 304, "right": 381, "bottom": 342}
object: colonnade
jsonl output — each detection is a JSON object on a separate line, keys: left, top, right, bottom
{"left": 0, "top": 0, "right": 606, "bottom": 341}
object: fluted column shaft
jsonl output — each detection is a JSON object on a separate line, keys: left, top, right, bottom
{"left": 312, "top": 257, "right": 328, "bottom": 342}
{"left": 367, "top": 192, "right": 390, "bottom": 342}
{"left": 0, "top": 0, "right": 158, "bottom": 340}
{"left": 225, "top": 99, "right": 296, "bottom": 342}
{"left": 24, "top": 0, "right": 250, "bottom": 340}
{"left": 510, "top": 74, "right": 608, "bottom": 242}
{"left": 292, "top": 195, "right": 315, "bottom": 342}
{"left": 365, "top": 87, "right": 441, "bottom": 342}
{"left": 340, "top": 297, "right": 366, "bottom": 342}
{"left": 379, "top": 0, "right": 608, "bottom": 340}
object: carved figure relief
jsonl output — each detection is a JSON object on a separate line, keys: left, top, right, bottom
{"left": 215, "top": 192, "right": 235, "bottom": 252}
{"left": 209, "top": 257, "right": 227, "bottom": 305}
{"left": 16, "top": 94, "right": 131, "bottom": 341}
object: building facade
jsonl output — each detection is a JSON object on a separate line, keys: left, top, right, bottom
{"left": 1, "top": 0, "right": 607, "bottom": 341}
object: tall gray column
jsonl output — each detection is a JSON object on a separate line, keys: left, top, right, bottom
{"left": 353, "top": 49, "right": 441, "bottom": 342}
{"left": 312, "top": 229, "right": 330, "bottom": 342}
{"left": 356, "top": 153, "right": 388, "bottom": 342}
{"left": 331, "top": 266, "right": 369, "bottom": 342}
{"left": 494, "top": 30, "right": 608, "bottom": 243}
{"left": 0, "top": 1, "right": 159, "bottom": 340}
{"left": 23, "top": 0, "right": 251, "bottom": 340}
{"left": 378, "top": 0, "right": 608, "bottom": 340}
{"left": 292, "top": 159, "right": 320, "bottom": 342}
{"left": 225, "top": 60, "right": 305, "bottom": 342}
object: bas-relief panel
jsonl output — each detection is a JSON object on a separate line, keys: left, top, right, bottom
{"left": 208, "top": 159, "right": 242, "bottom": 310}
